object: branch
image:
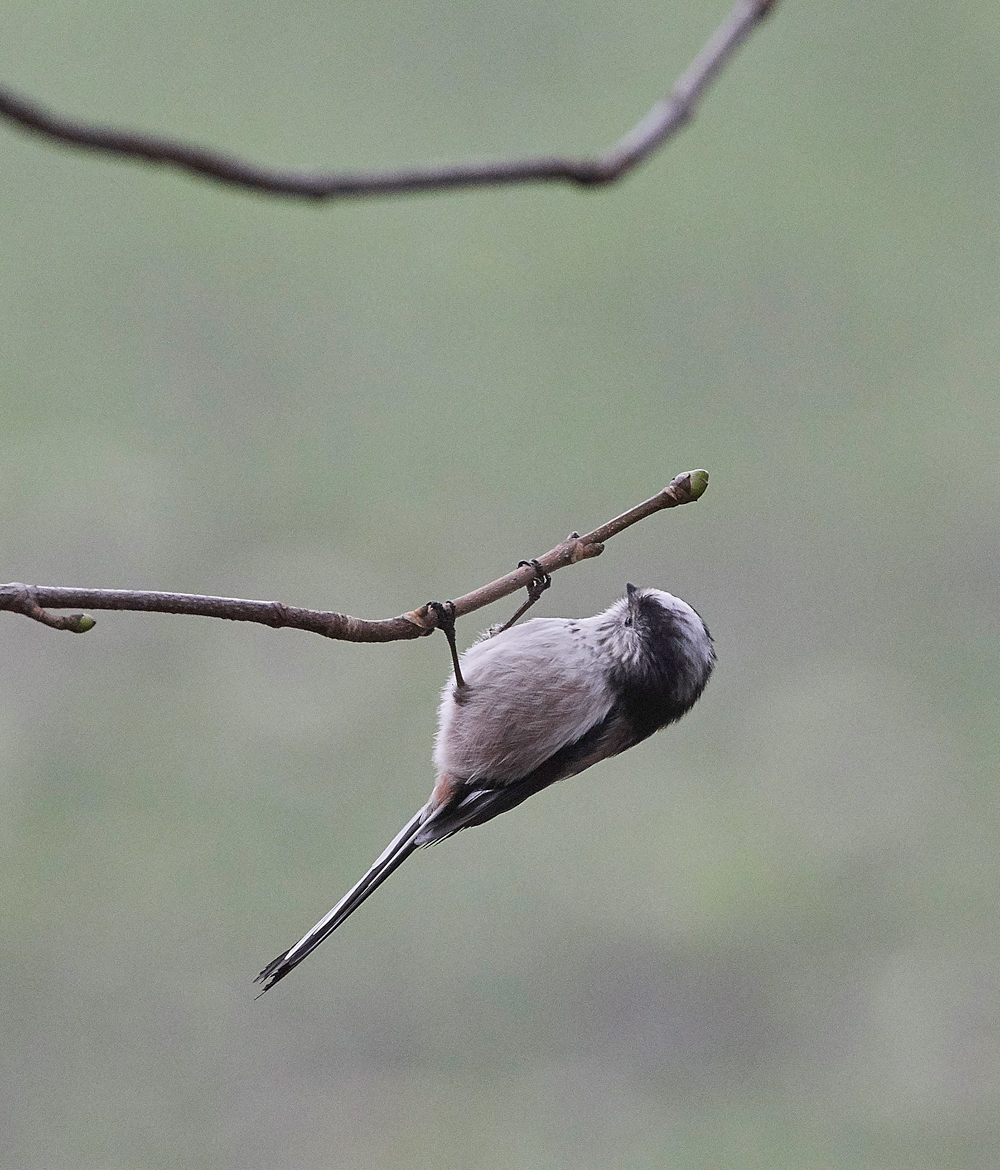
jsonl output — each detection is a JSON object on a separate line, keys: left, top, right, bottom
{"left": 0, "top": 0, "right": 776, "bottom": 201}
{"left": 0, "top": 470, "right": 708, "bottom": 642}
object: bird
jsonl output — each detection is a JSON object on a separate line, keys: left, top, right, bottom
{"left": 255, "top": 583, "right": 715, "bottom": 991}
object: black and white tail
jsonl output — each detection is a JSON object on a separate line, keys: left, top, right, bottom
{"left": 254, "top": 808, "right": 426, "bottom": 993}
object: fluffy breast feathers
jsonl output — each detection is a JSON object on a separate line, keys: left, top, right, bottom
{"left": 433, "top": 617, "right": 614, "bottom": 785}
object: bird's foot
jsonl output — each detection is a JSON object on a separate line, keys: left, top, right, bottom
{"left": 428, "top": 599, "right": 465, "bottom": 687}
{"left": 493, "top": 559, "right": 552, "bottom": 635}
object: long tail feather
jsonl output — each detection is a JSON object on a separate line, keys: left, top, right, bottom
{"left": 254, "top": 808, "right": 426, "bottom": 993}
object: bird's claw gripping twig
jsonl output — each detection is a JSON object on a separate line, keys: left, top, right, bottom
{"left": 494, "top": 560, "right": 552, "bottom": 635}
{"left": 428, "top": 600, "right": 466, "bottom": 688}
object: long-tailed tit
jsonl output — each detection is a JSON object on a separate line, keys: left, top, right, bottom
{"left": 255, "top": 583, "right": 714, "bottom": 991}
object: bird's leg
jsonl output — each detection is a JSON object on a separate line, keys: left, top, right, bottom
{"left": 428, "top": 600, "right": 466, "bottom": 688}
{"left": 494, "top": 559, "right": 552, "bottom": 635}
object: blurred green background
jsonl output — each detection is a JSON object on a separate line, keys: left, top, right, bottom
{"left": 1, "top": 1, "right": 998, "bottom": 1166}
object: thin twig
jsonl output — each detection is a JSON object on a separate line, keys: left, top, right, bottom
{"left": 0, "top": 0, "right": 776, "bottom": 201}
{"left": 0, "top": 470, "right": 708, "bottom": 641}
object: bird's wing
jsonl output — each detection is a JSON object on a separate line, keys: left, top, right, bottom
{"left": 435, "top": 618, "right": 616, "bottom": 784}
{"left": 419, "top": 700, "right": 641, "bottom": 845}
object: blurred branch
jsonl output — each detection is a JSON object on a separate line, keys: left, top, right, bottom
{"left": 0, "top": 470, "right": 708, "bottom": 641}
{"left": 0, "top": 0, "right": 776, "bottom": 201}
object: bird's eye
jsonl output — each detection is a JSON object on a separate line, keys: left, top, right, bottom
{"left": 624, "top": 616, "right": 633, "bottom": 627}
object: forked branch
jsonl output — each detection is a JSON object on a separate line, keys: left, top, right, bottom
{"left": 0, "top": 470, "right": 709, "bottom": 641}
{"left": 0, "top": 0, "right": 776, "bottom": 201}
